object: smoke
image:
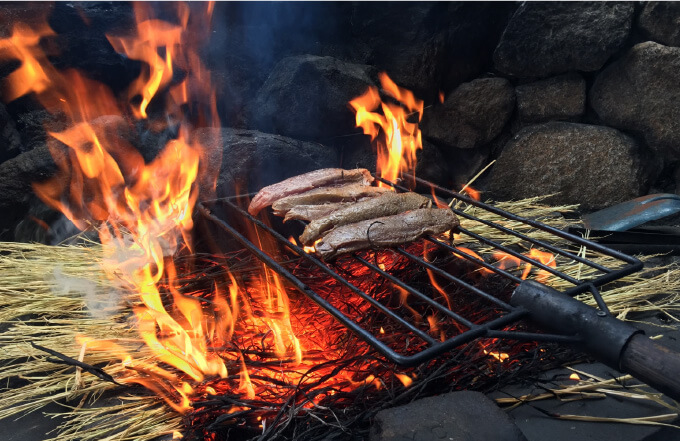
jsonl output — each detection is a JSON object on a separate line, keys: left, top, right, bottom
{"left": 52, "top": 266, "right": 123, "bottom": 320}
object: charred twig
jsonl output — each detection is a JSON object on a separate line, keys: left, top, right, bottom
{"left": 30, "top": 342, "right": 123, "bottom": 386}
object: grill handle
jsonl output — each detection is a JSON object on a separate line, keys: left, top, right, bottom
{"left": 512, "top": 281, "right": 680, "bottom": 402}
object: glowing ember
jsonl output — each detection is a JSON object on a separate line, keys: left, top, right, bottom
{"left": 350, "top": 73, "right": 424, "bottom": 187}
{"left": 569, "top": 373, "right": 581, "bottom": 381}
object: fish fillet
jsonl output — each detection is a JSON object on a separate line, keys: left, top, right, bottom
{"left": 271, "top": 183, "right": 390, "bottom": 215}
{"left": 299, "top": 192, "right": 432, "bottom": 245}
{"left": 248, "top": 168, "right": 373, "bottom": 215}
{"left": 315, "top": 208, "right": 459, "bottom": 260}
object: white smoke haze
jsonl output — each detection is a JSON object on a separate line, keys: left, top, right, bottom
{"left": 52, "top": 266, "right": 123, "bottom": 319}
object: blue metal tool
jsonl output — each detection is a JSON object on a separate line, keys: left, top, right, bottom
{"left": 581, "top": 193, "right": 680, "bottom": 232}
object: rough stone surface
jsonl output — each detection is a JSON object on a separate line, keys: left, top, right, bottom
{"left": 370, "top": 391, "right": 527, "bottom": 441}
{"left": 638, "top": 2, "right": 680, "bottom": 47}
{"left": 494, "top": 2, "right": 634, "bottom": 78}
{"left": 193, "top": 127, "right": 340, "bottom": 197}
{"left": 590, "top": 41, "right": 680, "bottom": 161}
{"left": 250, "top": 55, "right": 376, "bottom": 142}
{"left": 0, "top": 102, "right": 22, "bottom": 163}
{"left": 422, "top": 78, "right": 515, "bottom": 150}
{"left": 488, "top": 122, "right": 652, "bottom": 211}
{"left": 515, "top": 73, "right": 586, "bottom": 125}
{"left": 350, "top": 3, "right": 516, "bottom": 102}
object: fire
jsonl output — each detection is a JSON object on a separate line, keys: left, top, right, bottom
{"left": 350, "top": 72, "right": 424, "bottom": 187}
{"left": 493, "top": 249, "right": 557, "bottom": 282}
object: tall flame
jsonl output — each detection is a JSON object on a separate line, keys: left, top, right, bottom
{"left": 350, "top": 73, "right": 424, "bottom": 187}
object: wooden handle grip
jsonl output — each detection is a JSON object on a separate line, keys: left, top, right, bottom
{"left": 620, "top": 333, "right": 680, "bottom": 401}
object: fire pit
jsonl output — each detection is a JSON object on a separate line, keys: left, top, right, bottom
{"left": 1, "top": 2, "right": 680, "bottom": 441}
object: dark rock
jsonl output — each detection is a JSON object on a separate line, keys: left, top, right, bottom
{"left": 422, "top": 78, "right": 515, "bottom": 150}
{"left": 638, "top": 2, "right": 680, "bottom": 47}
{"left": 0, "top": 102, "right": 22, "bottom": 163}
{"left": 370, "top": 390, "right": 527, "bottom": 441}
{"left": 0, "top": 143, "right": 64, "bottom": 241}
{"left": 515, "top": 73, "right": 586, "bottom": 125}
{"left": 590, "top": 41, "right": 680, "bottom": 161}
{"left": 350, "top": 3, "right": 516, "bottom": 103}
{"left": 415, "top": 141, "right": 451, "bottom": 188}
{"left": 192, "top": 127, "right": 340, "bottom": 197}
{"left": 249, "top": 55, "right": 376, "bottom": 142}
{"left": 14, "top": 110, "right": 69, "bottom": 153}
{"left": 494, "top": 2, "right": 634, "bottom": 78}
{"left": 488, "top": 122, "right": 652, "bottom": 211}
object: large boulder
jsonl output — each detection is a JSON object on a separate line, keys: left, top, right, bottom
{"left": 249, "top": 55, "right": 376, "bottom": 142}
{"left": 488, "top": 122, "right": 652, "bottom": 211}
{"left": 494, "top": 2, "right": 634, "bottom": 78}
{"left": 193, "top": 127, "right": 340, "bottom": 197}
{"left": 515, "top": 73, "right": 586, "bottom": 125}
{"left": 422, "top": 77, "right": 515, "bottom": 150}
{"left": 590, "top": 41, "right": 680, "bottom": 161}
{"left": 638, "top": 2, "right": 680, "bottom": 47}
{"left": 350, "top": 3, "right": 515, "bottom": 103}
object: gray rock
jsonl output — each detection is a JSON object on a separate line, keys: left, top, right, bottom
{"left": 250, "top": 55, "right": 376, "bottom": 142}
{"left": 370, "top": 390, "right": 527, "bottom": 441}
{"left": 590, "top": 41, "right": 680, "bottom": 161}
{"left": 422, "top": 78, "right": 515, "bottom": 150}
{"left": 515, "top": 73, "right": 586, "bottom": 125}
{"left": 494, "top": 2, "right": 634, "bottom": 78}
{"left": 0, "top": 102, "right": 22, "bottom": 163}
{"left": 351, "top": 3, "right": 516, "bottom": 103}
{"left": 488, "top": 122, "right": 651, "bottom": 211}
{"left": 192, "top": 127, "right": 340, "bottom": 197}
{"left": 638, "top": 2, "right": 680, "bottom": 47}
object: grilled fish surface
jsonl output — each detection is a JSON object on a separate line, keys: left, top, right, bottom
{"left": 299, "top": 192, "right": 431, "bottom": 245}
{"left": 248, "top": 168, "right": 373, "bottom": 215}
{"left": 272, "top": 183, "right": 390, "bottom": 215}
{"left": 283, "top": 202, "right": 355, "bottom": 223}
{"left": 315, "top": 208, "right": 459, "bottom": 260}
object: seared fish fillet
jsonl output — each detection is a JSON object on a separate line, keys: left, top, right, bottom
{"left": 272, "top": 183, "right": 390, "bottom": 216}
{"left": 315, "top": 208, "right": 459, "bottom": 260}
{"left": 299, "top": 192, "right": 431, "bottom": 245}
{"left": 248, "top": 168, "right": 373, "bottom": 215}
{"left": 283, "top": 202, "right": 354, "bottom": 223}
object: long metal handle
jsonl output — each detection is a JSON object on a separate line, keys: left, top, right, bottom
{"left": 511, "top": 281, "right": 680, "bottom": 401}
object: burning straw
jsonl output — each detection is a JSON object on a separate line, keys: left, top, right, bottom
{"left": 1, "top": 196, "right": 680, "bottom": 440}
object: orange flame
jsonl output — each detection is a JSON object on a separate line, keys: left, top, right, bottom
{"left": 350, "top": 73, "right": 424, "bottom": 187}
{"left": 493, "top": 249, "right": 556, "bottom": 282}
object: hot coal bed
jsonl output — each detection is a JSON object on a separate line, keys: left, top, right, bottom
{"left": 2, "top": 2, "right": 680, "bottom": 441}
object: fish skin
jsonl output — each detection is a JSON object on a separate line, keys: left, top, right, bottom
{"left": 282, "top": 202, "right": 355, "bottom": 222}
{"left": 271, "top": 183, "right": 390, "bottom": 215}
{"left": 315, "top": 208, "right": 459, "bottom": 260}
{"left": 248, "top": 168, "right": 373, "bottom": 215}
{"left": 299, "top": 192, "right": 432, "bottom": 245}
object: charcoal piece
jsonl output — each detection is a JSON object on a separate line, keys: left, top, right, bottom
{"left": 590, "top": 41, "right": 680, "bottom": 162}
{"left": 494, "top": 2, "right": 634, "bottom": 78}
{"left": 370, "top": 390, "right": 527, "bottom": 441}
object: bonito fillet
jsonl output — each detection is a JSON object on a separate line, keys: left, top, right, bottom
{"left": 272, "top": 183, "right": 390, "bottom": 216}
{"left": 299, "top": 192, "right": 432, "bottom": 245}
{"left": 315, "top": 208, "right": 459, "bottom": 260}
{"left": 283, "top": 202, "right": 354, "bottom": 223}
{"left": 248, "top": 168, "right": 373, "bottom": 215}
